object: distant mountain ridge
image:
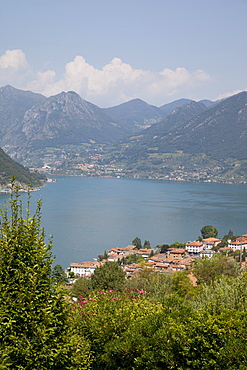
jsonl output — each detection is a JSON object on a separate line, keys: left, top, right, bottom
{"left": 121, "top": 92, "right": 247, "bottom": 161}
{"left": 0, "top": 87, "right": 129, "bottom": 159}
{"left": 0, "top": 84, "right": 246, "bottom": 182}
{"left": 132, "top": 100, "right": 208, "bottom": 144}
{"left": 1, "top": 85, "right": 208, "bottom": 160}
{"left": 104, "top": 98, "right": 167, "bottom": 131}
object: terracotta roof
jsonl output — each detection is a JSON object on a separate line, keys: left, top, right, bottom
{"left": 219, "top": 247, "right": 232, "bottom": 251}
{"left": 70, "top": 261, "right": 100, "bottom": 268}
{"left": 236, "top": 237, "right": 247, "bottom": 242}
{"left": 124, "top": 245, "right": 136, "bottom": 250}
{"left": 148, "top": 257, "right": 164, "bottom": 263}
{"left": 202, "top": 238, "right": 221, "bottom": 242}
{"left": 139, "top": 248, "right": 156, "bottom": 254}
{"left": 172, "top": 265, "right": 184, "bottom": 270}
{"left": 162, "top": 258, "right": 179, "bottom": 264}
{"left": 152, "top": 253, "right": 166, "bottom": 259}
{"left": 186, "top": 242, "right": 203, "bottom": 247}
{"left": 180, "top": 258, "right": 195, "bottom": 266}
{"left": 229, "top": 241, "right": 246, "bottom": 245}
{"left": 108, "top": 248, "right": 121, "bottom": 253}
{"left": 154, "top": 263, "right": 169, "bottom": 268}
{"left": 168, "top": 248, "right": 186, "bottom": 253}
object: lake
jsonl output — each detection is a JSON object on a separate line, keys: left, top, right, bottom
{"left": 1, "top": 176, "right": 247, "bottom": 268}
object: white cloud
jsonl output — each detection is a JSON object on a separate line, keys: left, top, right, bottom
{"left": 0, "top": 49, "right": 31, "bottom": 88}
{"left": 26, "top": 70, "right": 56, "bottom": 92}
{"left": 0, "top": 49, "right": 212, "bottom": 107}
{"left": 0, "top": 49, "right": 28, "bottom": 70}
{"left": 216, "top": 89, "right": 247, "bottom": 101}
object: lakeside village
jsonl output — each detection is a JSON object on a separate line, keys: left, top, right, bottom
{"left": 66, "top": 234, "right": 247, "bottom": 282}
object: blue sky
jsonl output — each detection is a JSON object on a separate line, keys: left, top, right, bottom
{"left": 0, "top": 0, "right": 246, "bottom": 107}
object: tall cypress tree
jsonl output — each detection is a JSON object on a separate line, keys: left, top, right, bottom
{"left": 0, "top": 184, "right": 91, "bottom": 369}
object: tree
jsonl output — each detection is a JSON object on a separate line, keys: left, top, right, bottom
{"left": 123, "top": 254, "right": 145, "bottom": 265}
{"left": 193, "top": 254, "right": 240, "bottom": 285}
{"left": 0, "top": 185, "right": 91, "bottom": 369}
{"left": 68, "top": 270, "right": 75, "bottom": 278}
{"left": 160, "top": 244, "right": 170, "bottom": 253}
{"left": 169, "top": 242, "right": 186, "bottom": 249}
{"left": 143, "top": 240, "right": 151, "bottom": 249}
{"left": 132, "top": 236, "right": 142, "bottom": 249}
{"left": 200, "top": 225, "right": 218, "bottom": 239}
{"left": 98, "top": 250, "right": 108, "bottom": 261}
{"left": 52, "top": 263, "right": 68, "bottom": 285}
{"left": 91, "top": 261, "right": 126, "bottom": 291}
{"left": 71, "top": 277, "right": 92, "bottom": 298}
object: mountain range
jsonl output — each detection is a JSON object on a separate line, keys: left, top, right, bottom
{"left": 122, "top": 92, "right": 247, "bottom": 161}
{"left": 0, "top": 84, "right": 246, "bottom": 183}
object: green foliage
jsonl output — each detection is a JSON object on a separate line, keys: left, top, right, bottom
{"left": 0, "top": 149, "right": 45, "bottom": 187}
{"left": 91, "top": 261, "right": 126, "bottom": 291}
{"left": 74, "top": 284, "right": 247, "bottom": 369}
{"left": 169, "top": 241, "right": 186, "bottom": 248}
{"left": 98, "top": 250, "right": 108, "bottom": 261}
{"left": 121, "top": 253, "right": 145, "bottom": 265}
{"left": 193, "top": 253, "right": 240, "bottom": 285}
{"left": 52, "top": 264, "right": 68, "bottom": 285}
{"left": 75, "top": 289, "right": 163, "bottom": 369}
{"left": 159, "top": 244, "right": 170, "bottom": 253}
{"left": 143, "top": 240, "right": 151, "bottom": 249}
{"left": 217, "top": 231, "right": 240, "bottom": 249}
{"left": 0, "top": 186, "right": 92, "bottom": 369}
{"left": 132, "top": 236, "right": 142, "bottom": 249}
{"left": 71, "top": 277, "right": 92, "bottom": 298}
{"left": 200, "top": 225, "right": 218, "bottom": 239}
{"left": 193, "top": 272, "right": 247, "bottom": 312}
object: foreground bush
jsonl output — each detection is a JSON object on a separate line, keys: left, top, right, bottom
{"left": 73, "top": 275, "right": 247, "bottom": 369}
{"left": 0, "top": 186, "right": 92, "bottom": 369}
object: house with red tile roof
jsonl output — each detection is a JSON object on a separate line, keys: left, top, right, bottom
{"left": 70, "top": 261, "right": 102, "bottom": 277}
{"left": 166, "top": 248, "right": 188, "bottom": 259}
{"left": 185, "top": 241, "right": 204, "bottom": 254}
{"left": 228, "top": 240, "right": 247, "bottom": 251}
{"left": 202, "top": 237, "right": 221, "bottom": 249}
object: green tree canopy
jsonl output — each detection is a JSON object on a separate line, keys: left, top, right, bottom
{"left": 169, "top": 242, "right": 186, "bottom": 249}
{"left": 193, "top": 253, "right": 240, "bottom": 285}
{"left": 132, "top": 236, "right": 142, "bottom": 249}
{"left": 52, "top": 263, "right": 68, "bottom": 285}
{"left": 160, "top": 244, "right": 170, "bottom": 253}
{"left": 0, "top": 185, "right": 91, "bottom": 369}
{"left": 91, "top": 261, "right": 126, "bottom": 291}
{"left": 143, "top": 240, "right": 151, "bottom": 249}
{"left": 200, "top": 225, "right": 219, "bottom": 239}
{"left": 71, "top": 277, "right": 92, "bottom": 298}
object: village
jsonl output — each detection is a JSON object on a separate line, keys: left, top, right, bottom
{"left": 67, "top": 234, "right": 247, "bottom": 279}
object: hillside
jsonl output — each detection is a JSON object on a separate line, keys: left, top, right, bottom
{"left": 102, "top": 93, "right": 247, "bottom": 183}
{"left": 129, "top": 100, "right": 208, "bottom": 144}
{"left": 159, "top": 98, "right": 193, "bottom": 115}
{"left": 0, "top": 85, "right": 46, "bottom": 137}
{"left": 152, "top": 91, "right": 247, "bottom": 160}
{"left": 105, "top": 98, "right": 166, "bottom": 131}
{"left": 0, "top": 147, "right": 45, "bottom": 187}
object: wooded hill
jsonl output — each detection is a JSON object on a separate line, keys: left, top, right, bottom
{"left": 0, "top": 147, "right": 45, "bottom": 187}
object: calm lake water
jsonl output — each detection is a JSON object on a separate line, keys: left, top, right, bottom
{"left": 1, "top": 176, "right": 247, "bottom": 268}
